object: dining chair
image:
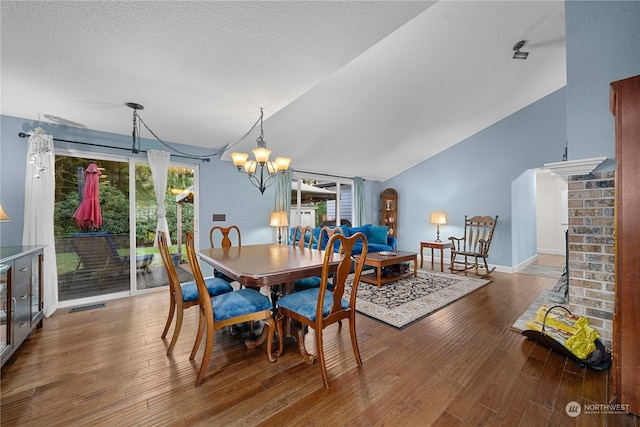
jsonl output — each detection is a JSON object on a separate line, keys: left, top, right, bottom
{"left": 185, "top": 232, "right": 276, "bottom": 386}
{"left": 209, "top": 225, "right": 241, "bottom": 283}
{"left": 294, "top": 226, "right": 343, "bottom": 292}
{"left": 291, "top": 225, "right": 314, "bottom": 249}
{"left": 276, "top": 231, "right": 368, "bottom": 388}
{"left": 157, "top": 231, "right": 233, "bottom": 355}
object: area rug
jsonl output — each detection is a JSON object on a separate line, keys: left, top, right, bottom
{"left": 344, "top": 270, "right": 491, "bottom": 329}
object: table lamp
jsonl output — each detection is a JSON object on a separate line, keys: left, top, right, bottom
{"left": 0, "top": 203, "right": 10, "bottom": 221}
{"left": 430, "top": 211, "right": 447, "bottom": 242}
{"left": 270, "top": 211, "right": 289, "bottom": 244}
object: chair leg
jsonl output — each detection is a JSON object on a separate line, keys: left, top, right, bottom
{"left": 190, "top": 308, "right": 206, "bottom": 360}
{"left": 263, "top": 317, "right": 277, "bottom": 363}
{"left": 161, "top": 299, "right": 175, "bottom": 338}
{"left": 349, "top": 315, "right": 362, "bottom": 366}
{"left": 315, "top": 328, "right": 330, "bottom": 388}
{"left": 275, "top": 313, "right": 285, "bottom": 357}
{"left": 195, "top": 319, "right": 215, "bottom": 386}
{"left": 167, "top": 305, "right": 183, "bottom": 354}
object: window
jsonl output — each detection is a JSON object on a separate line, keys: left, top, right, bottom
{"left": 291, "top": 173, "right": 353, "bottom": 228}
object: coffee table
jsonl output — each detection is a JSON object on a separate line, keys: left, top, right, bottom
{"left": 356, "top": 250, "right": 418, "bottom": 288}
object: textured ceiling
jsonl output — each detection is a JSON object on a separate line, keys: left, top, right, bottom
{"left": 1, "top": 1, "right": 565, "bottom": 181}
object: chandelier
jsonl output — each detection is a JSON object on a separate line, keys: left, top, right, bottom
{"left": 230, "top": 109, "right": 291, "bottom": 194}
{"left": 27, "top": 127, "right": 53, "bottom": 178}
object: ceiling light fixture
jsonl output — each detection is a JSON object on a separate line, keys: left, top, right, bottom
{"left": 26, "top": 127, "right": 53, "bottom": 178}
{"left": 230, "top": 108, "right": 291, "bottom": 195}
{"left": 513, "top": 40, "right": 529, "bottom": 60}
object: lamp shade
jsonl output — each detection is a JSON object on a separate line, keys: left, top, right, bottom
{"left": 269, "top": 211, "right": 289, "bottom": 227}
{"left": 430, "top": 211, "right": 447, "bottom": 225}
{"left": 0, "top": 204, "right": 10, "bottom": 221}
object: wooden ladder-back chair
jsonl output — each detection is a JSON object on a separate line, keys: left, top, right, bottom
{"left": 209, "top": 225, "right": 241, "bottom": 283}
{"left": 293, "top": 226, "right": 344, "bottom": 292}
{"left": 276, "top": 232, "right": 368, "bottom": 388}
{"left": 209, "top": 225, "right": 241, "bottom": 249}
{"left": 449, "top": 215, "right": 498, "bottom": 276}
{"left": 185, "top": 232, "right": 276, "bottom": 386}
{"left": 157, "top": 231, "right": 233, "bottom": 354}
{"left": 291, "top": 225, "right": 314, "bottom": 249}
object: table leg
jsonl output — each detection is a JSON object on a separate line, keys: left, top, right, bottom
{"left": 377, "top": 264, "right": 382, "bottom": 288}
{"left": 440, "top": 248, "right": 444, "bottom": 272}
{"left": 420, "top": 245, "right": 424, "bottom": 268}
{"left": 413, "top": 255, "right": 418, "bottom": 277}
{"left": 431, "top": 248, "right": 435, "bottom": 269}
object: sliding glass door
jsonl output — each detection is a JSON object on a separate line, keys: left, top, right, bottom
{"left": 54, "top": 151, "right": 196, "bottom": 302}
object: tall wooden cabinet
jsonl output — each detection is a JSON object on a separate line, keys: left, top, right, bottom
{"left": 380, "top": 188, "right": 398, "bottom": 238}
{"left": 0, "top": 246, "right": 44, "bottom": 367}
{"left": 611, "top": 74, "right": 640, "bottom": 416}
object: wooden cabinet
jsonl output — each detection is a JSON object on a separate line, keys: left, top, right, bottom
{"left": 611, "top": 74, "right": 640, "bottom": 416}
{"left": 380, "top": 188, "right": 398, "bottom": 238}
{"left": 1, "top": 246, "right": 44, "bottom": 367}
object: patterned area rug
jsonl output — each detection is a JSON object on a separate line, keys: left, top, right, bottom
{"left": 344, "top": 270, "right": 491, "bottom": 329}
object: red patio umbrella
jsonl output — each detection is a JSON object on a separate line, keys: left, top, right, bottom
{"left": 73, "top": 163, "right": 103, "bottom": 231}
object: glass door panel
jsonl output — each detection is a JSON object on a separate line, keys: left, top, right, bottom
{"left": 54, "top": 156, "right": 131, "bottom": 301}
{"left": 134, "top": 164, "right": 194, "bottom": 291}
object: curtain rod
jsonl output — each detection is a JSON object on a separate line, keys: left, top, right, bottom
{"left": 292, "top": 169, "right": 363, "bottom": 181}
{"left": 18, "top": 132, "right": 211, "bottom": 162}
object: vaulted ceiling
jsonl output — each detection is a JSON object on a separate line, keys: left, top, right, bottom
{"left": 1, "top": 1, "right": 566, "bottom": 181}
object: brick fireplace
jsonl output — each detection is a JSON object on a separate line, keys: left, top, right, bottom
{"left": 567, "top": 170, "right": 615, "bottom": 348}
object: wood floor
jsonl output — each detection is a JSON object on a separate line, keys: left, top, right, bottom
{"left": 2, "top": 256, "right": 638, "bottom": 426}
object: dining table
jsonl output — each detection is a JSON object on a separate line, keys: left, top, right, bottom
{"left": 197, "top": 243, "right": 341, "bottom": 363}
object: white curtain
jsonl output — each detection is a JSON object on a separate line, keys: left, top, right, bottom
{"left": 147, "top": 149, "right": 171, "bottom": 246}
{"left": 23, "top": 129, "right": 58, "bottom": 317}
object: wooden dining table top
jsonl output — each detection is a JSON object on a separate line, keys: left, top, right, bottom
{"left": 198, "top": 243, "right": 341, "bottom": 288}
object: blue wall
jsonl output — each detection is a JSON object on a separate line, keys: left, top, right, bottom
{"left": 566, "top": 1, "right": 640, "bottom": 166}
{"left": 383, "top": 88, "right": 567, "bottom": 268}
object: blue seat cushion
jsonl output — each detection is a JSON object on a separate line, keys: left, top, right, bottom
{"left": 181, "top": 276, "right": 233, "bottom": 302}
{"left": 278, "top": 288, "right": 349, "bottom": 322}
{"left": 212, "top": 288, "right": 272, "bottom": 322}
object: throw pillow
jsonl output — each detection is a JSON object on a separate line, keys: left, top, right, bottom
{"left": 369, "top": 226, "right": 389, "bottom": 245}
{"left": 348, "top": 224, "right": 371, "bottom": 238}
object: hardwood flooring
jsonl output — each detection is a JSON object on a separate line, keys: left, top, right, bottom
{"left": 2, "top": 257, "right": 638, "bottom": 426}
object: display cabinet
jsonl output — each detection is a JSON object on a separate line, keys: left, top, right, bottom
{"left": 380, "top": 188, "right": 398, "bottom": 238}
{"left": 611, "top": 74, "right": 640, "bottom": 416}
{"left": 0, "top": 246, "right": 44, "bottom": 367}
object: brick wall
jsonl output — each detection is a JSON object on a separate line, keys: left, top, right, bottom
{"left": 567, "top": 170, "right": 615, "bottom": 348}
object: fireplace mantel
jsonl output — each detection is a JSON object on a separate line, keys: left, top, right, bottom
{"left": 544, "top": 157, "right": 607, "bottom": 181}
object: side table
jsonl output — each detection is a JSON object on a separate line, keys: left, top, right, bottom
{"left": 420, "top": 241, "right": 452, "bottom": 272}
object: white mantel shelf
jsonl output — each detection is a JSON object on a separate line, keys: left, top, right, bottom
{"left": 544, "top": 157, "right": 607, "bottom": 181}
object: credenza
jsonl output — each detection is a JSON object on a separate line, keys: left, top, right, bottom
{"left": 1, "top": 245, "right": 44, "bottom": 367}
